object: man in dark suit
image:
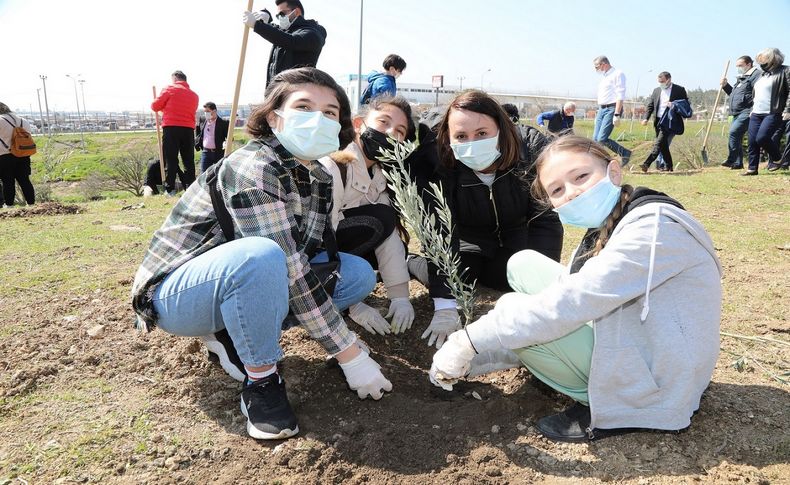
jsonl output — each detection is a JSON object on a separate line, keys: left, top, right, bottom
{"left": 639, "top": 72, "right": 688, "bottom": 172}
{"left": 195, "top": 102, "right": 229, "bottom": 173}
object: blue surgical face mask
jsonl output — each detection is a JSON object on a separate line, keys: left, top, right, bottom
{"left": 736, "top": 66, "right": 747, "bottom": 75}
{"left": 553, "top": 167, "right": 622, "bottom": 228}
{"left": 272, "top": 109, "right": 341, "bottom": 161}
{"left": 450, "top": 134, "right": 500, "bottom": 172}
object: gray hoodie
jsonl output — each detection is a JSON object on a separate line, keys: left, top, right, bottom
{"left": 466, "top": 203, "right": 722, "bottom": 432}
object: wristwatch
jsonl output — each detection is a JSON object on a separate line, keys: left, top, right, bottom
{"left": 614, "top": 112, "right": 623, "bottom": 117}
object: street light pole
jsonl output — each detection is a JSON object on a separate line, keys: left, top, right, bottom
{"left": 39, "top": 75, "right": 52, "bottom": 136}
{"left": 66, "top": 74, "right": 86, "bottom": 150}
{"left": 356, "top": 0, "right": 364, "bottom": 111}
{"left": 457, "top": 76, "right": 465, "bottom": 91}
{"left": 480, "top": 68, "right": 491, "bottom": 90}
{"left": 630, "top": 69, "right": 652, "bottom": 133}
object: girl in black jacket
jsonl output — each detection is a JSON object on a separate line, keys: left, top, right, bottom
{"left": 409, "top": 90, "right": 563, "bottom": 348}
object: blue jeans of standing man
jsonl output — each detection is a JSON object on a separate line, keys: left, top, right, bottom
{"left": 593, "top": 106, "right": 632, "bottom": 165}
{"left": 200, "top": 149, "right": 223, "bottom": 174}
{"left": 724, "top": 110, "right": 750, "bottom": 167}
{"left": 152, "top": 236, "right": 376, "bottom": 368}
{"left": 747, "top": 113, "right": 782, "bottom": 172}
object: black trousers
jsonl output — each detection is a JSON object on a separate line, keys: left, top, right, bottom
{"left": 144, "top": 159, "right": 186, "bottom": 195}
{"left": 0, "top": 153, "right": 35, "bottom": 205}
{"left": 161, "top": 126, "right": 196, "bottom": 192}
{"left": 459, "top": 245, "right": 519, "bottom": 292}
{"left": 335, "top": 204, "right": 398, "bottom": 269}
{"left": 643, "top": 126, "right": 674, "bottom": 171}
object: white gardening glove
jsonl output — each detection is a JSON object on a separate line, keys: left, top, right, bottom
{"left": 253, "top": 9, "right": 271, "bottom": 23}
{"left": 242, "top": 11, "right": 257, "bottom": 27}
{"left": 421, "top": 308, "right": 461, "bottom": 349}
{"left": 466, "top": 348, "right": 523, "bottom": 378}
{"left": 429, "top": 330, "right": 476, "bottom": 391}
{"left": 612, "top": 115, "right": 621, "bottom": 126}
{"left": 339, "top": 350, "right": 393, "bottom": 400}
{"left": 385, "top": 297, "right": 414, "bottom": 334}
{"left": 348, "top": 302, "right": 391, "bottom": 336}
{"left": 783, "top": 113, "right": 790, "bottom": 121}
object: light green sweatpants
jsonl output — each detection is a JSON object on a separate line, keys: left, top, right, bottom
{"left": 506, "top": 250, "right": 593, "bottom": 404}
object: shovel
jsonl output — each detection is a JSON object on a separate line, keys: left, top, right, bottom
{"left": 701, "top": 60, "right": 730, "bottom": 165}
{"left": 152, "top": 86, "right": 166, "bottom": 183}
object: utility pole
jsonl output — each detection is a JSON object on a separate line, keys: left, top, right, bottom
{"left": 356, "top": 0, "right": 364, "bottom": 111}
{"left": 78, "top": 79, "right": 87, "bottom": 127}
{"left": 458, "top": 76, "right": 465, "bottom": 91}
{"left": 39, "top": 75, "right": 52, "bottom": 135}
{"left": 36, "top": 89, "right": 45, "bottom": 132}
{"left": 66, "top": 74, "right": 86, "bottom": 150}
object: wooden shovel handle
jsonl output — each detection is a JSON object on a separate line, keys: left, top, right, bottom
{"left": 225, "top": 0, "right": 255, "bottom": 157}
{"left": 702, "top": 60, "right": 730, "bottom": 150}
{"left": 152, "top": 85, "right": 165, "bottom": 182}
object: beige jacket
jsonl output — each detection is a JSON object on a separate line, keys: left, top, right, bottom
{"left": 319, "top": 142, "right": 410, "bottom": 298}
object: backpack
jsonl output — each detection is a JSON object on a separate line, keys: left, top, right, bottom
{"left": 0, "top": 115, "right": 37, "bottom": 157}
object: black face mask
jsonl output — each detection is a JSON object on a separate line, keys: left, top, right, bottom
{"left": 760, "top": 62, "right": 772, "bottom": 72}
{"left": 359, "top": 126, "right": 394, "bottom": 161}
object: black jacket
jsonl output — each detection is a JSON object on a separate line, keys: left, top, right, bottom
{"left": 253, "top": 16, "right": 326, "bottom": 86}
{"left": 544, "top": 110, "right": 576, "bottom": 134}
{"left": 722, "top": 68, "right": 762, "bottom": 115}
{"left": 406, "top": 112, "right": 561, "bottom": 298}
{"left": 194, "top": 116, "right": 229, "bottom": 151}
{"left": 758, "top": 65, "right": 790, "bottom": 115}
{"left": 644, "top": 83, "right": 689, "bottom": 133}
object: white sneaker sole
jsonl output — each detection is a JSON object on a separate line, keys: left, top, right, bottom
{"left": 202, "top": 338, "right": 246, "bottom": 382}
{"left": 240, "top": 398, "right": 299, "bottom": 440}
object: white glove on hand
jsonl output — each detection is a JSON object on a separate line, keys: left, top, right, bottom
{"left": 429, "top": 330, "right": 476, "bottom": 391}
{"left": 783, "top": 113, "right": 790, "bottom": 121}
{"left": 386, "top": 297, "right": 415, "bottom": 334}
{"left": 339, "top": 351, "right": 393, "bottom": 400}
{"left": 253, "top": 10, "right": 271, "bottom": 23}
{"left": 421, "top": 308, "right": 461, "bottom": 349}
{"left": 348, "top": 302, "right": 391, "bottom": 336}
{"left": 612, "top": 115, "right": 621, "bottom": 126}
{"left": 242, "top": 11, "right": 257, "bottom": 27}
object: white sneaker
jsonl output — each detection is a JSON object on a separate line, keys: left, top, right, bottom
{"left": 142, "top": 186, "right": 154, "bottom": 197}
{"left": 406, "top": 254, "right": 429, "bottom": 286}
{"left": 201, "top": 331, "right": 246, "bottom": 382}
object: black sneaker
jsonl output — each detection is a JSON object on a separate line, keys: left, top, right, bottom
{"left": 201, "top": 329, "right": 246, "bottom": 382}
{"left": 240, "top": 375, "right": 299, "bottom": 440}
{"left": 536, "top": 402, "right": 683, "bottom": 442}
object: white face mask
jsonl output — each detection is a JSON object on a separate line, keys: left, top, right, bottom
{"left": 278, "top": 11, "right": 293, "bottom": 29}
{"left": 450, "top": 133, "right": 500, "bottom": 172}
{"left": 737, "top": 66, "right": 747, "bottom": 75}
{"left": 659, "top": 82, "right": 669, "bottom": 89}
{"left": 272, "top": 109, "right": 340, "bottom": 161}
{"left": 204, "top": 111, "right": 214, "bottom": 121}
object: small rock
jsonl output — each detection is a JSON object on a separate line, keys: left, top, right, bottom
{"left": 165, "top": 457, "right": 179, "bottom": 470}
{"left": 517, "top": 423, "right": 528, "bottom": 431}
{"left": 506, "top": 443, "right": 518, "bottom": 452}
{"left": 485, "top": 466, "right": 502, "bottom": 477}
{"left": 273, "top": 443, "right": 287, "bottom": 454}
{"left": 446, "top": 453, "right": 458, "bottom": 464}
{"left": 63, "top": 315, "right": 78, "bottom": 323}
{"left": 526, "top": 447, "right": 540, "bottom": 457}
{"left": 491, "top": 425, "right": 500, "bottom": 434}
{"left": 152, "top": 458, "right": 165, "bottom": 468}
{"left": 471, "top": 391, "right": 482, "bottom": 401}
{"left": 67, "top": 345, "right": 79, "bottom": 355}
{"left": 87, "top": 324, "right": 105, "bottom": 338}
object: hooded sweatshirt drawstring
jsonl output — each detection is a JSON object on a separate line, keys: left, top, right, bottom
{"left": 640, "top": 205, "right": 662, "bottom": 322}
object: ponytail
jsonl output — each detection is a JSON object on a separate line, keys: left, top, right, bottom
{"left": 591, "top": 184, "right": 633, "bottom": 256}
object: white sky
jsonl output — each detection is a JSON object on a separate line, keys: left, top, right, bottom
{"left": 2, "top": 0, "right": 789, "bottom": 114}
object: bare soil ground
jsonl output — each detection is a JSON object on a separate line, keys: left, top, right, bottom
{"left": 1, "top": 182, "right": 788, "bottom": 484}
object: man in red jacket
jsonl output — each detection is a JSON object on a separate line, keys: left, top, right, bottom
{"left": 152, "top": 71, "right": 199, "bottom": 195}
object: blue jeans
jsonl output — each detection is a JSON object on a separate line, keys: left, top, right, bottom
{"left": 200, "top": 150, "right": 223, "bottom": 173}
{"left": 593, "top": 107, "right": 632, "bottom": 164}
{"left": 725, "top": 110, "right": 750, "bottom": 167}
{"left": 747, "top": 113, "right": 782, "bottom": 171}
{"left": 152, "top": 236, "right": 375, "bottom": 367}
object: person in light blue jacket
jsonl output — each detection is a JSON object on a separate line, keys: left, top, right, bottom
{"left": 360, "top": 54, "right": 407, "bottom": 104}
{"left": 429, "top": 135, "right": 722, "bottom": 443}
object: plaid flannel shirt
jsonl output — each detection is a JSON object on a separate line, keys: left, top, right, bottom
{"left": 131, "top": 136, "right": 356, "bottom": 356}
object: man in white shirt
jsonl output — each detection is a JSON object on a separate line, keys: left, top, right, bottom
{"left": 592, "top": 56, "right": 632, "bottom": 165}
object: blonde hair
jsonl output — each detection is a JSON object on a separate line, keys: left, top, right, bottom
{"left": 532, "top": 135, "right": 633, "bottom": 256}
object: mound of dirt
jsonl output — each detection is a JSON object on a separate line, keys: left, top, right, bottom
{"left": 0, "top": 201, "right": 82, "bottom": 218}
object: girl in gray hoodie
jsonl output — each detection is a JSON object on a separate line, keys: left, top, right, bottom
{"left": 429, "top": 135, "right": 722, "bottom": 442}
